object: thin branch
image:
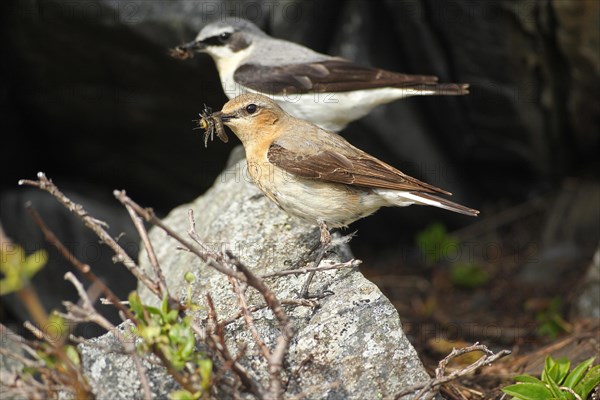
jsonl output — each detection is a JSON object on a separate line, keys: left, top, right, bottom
{"left": 62, "top": 272, "right": 153, "bottom": 400}
{"left": 221, "top": 298, "right": 318, "bottom": 327}
{"left": 231, "top": 278, "right": 271, "bottom": 361}
{"left": 394, "top": 343, "right": 511, "bottom": 399}
{"left": 114, "top": 190, "right": 243, "bottom": 281}
{"left": 19, "top": 173, "right": 159, "bottom": 295}
{"left": 0, "top": 347, "right": 44, "bottom": 369}
{"left": 187, "top": 209, "right": 227, "bottom": 263}
{"left": 226, "top": 252, "right": 293, "bottom": 399}
{"left": 25, "top": 204, "right": 136, "bottom": 322}
{"left": 24, "top": 201, "right": 153, "bottom": 399}
{"left": 202, "top": 294, "right": 266, "bottom": 398}
{"left": 100, "top": 298, "right": 130, "bottom": 305}
{"left": 121, "top": 193, "right": 295, "bottom": 398}
{"left": 559, "top": 386, "right": 582, "bottom": 400}
{"left": 261, "top": 259, "right": 361, "bottom": 278}
{"left": 121, "top": 193, "right": 170, "bottom": 301}
{"left": 0, "top": 323, "right": 43, "bottom": 360}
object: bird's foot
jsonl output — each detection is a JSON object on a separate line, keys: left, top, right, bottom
{"left": 299, "top": 221, "right": 334, "bottom": 298}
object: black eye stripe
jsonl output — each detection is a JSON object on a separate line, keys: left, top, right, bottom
{"left": 200, "top": 36, "right": 224, "bottom": 46}
{"left": 200, "top": 32, "right": 232, "bottom": 46}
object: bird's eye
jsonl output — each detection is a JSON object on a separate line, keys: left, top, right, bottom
{"left": 246, "top": 104, "right": 257, "bottom": 114}
{"left": 219, "top": 32, "right": 231, "bottom": 43}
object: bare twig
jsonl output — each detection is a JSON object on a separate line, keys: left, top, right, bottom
{"left": 61, "top": 272, "right": 153, "bottom": 400}
{"left": 231, "top": 278, "right": 271, "bottom": 361}
{"left": 114, "top": 190, "right": 243, "bottom": 281}
{"left": 394, "top": 343, "right": 511, "bottom": 399}
{"left": 202, "top": 294, "right": 266, "bottom": 398}
{"left": 187, "top": 209, "right": 227, "bottom": 263}
{"left": 24, "top": 202, "right": 154, "bottom": 399}
{"left": 121, "top": 192, "right": 171, "bottom": 301}
{"left": 261, "top": 259, "right": 361, "bottom": 278}
{"left": 100, "top": 298, "right": 130, "bottom": 305}
{"left": 226, "top": 252, "right": 293, "bottom": 399}
{"left": 25, "top": 204, "right": 136, "bottom": 322}
{"left": 20, "top": 317, "right": 92, "bottom": 398}
{"left": 221, "top": 298, "right": 317, "bottom": 327}
{"left": 559, "top": 386, "right": 582, "bottom": 400}
{"left": 19, "top": 173, "right": 160, "bottom": 295}
{"left": 127, "top": 195, "right": 295, "bottom": 398}
{"left": 0, "top": 323, "right": 43, "bottom": 360}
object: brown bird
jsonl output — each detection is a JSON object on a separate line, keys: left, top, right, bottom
{"left": 210, "top": 93, "right": 478, "bottom": 296}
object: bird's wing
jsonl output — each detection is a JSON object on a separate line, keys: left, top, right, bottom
{"left": 267, "top": 140, "right": 451, "bottom": 195}
{"left": 234, "top": 59, "right": 469, "bottom": 95}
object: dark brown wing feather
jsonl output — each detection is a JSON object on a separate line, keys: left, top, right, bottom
{"left": 234, "top": 59, "right": 469, "bottom": 95}
{"left": 267, "top": 143, "right": 451, "bottom": 195}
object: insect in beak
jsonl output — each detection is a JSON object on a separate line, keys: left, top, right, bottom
{"left": 194, "top": 105, "right": 229, "bottom": 147}
{"left": 169, "top": 40, "right": 206, "bottom": 60}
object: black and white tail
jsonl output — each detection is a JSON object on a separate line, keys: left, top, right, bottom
{"left": 377, "top": 190, "right": 479, "bottom": 217}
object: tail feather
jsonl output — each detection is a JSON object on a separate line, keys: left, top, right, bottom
{"left": 394, "top": 82, "right": 469, "bottom": 96}
{"left": 379, "top": 190, "right": 479, "bottom": 217}
{"left": 403, "top": 192, "right": 479, "bottom": 216}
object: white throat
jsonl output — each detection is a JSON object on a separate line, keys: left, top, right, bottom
{"left": 210, "top": 44, "right": 254, "bottom": 99}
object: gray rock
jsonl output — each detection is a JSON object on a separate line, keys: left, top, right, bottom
{"left": 79, "top": 322, "right": 179, "bottom": 400}
{"left": 77, "top": 155, "right": 431, "bottom": 399}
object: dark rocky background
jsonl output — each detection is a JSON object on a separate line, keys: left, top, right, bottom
{"left": 1, "top": 0, "right": 598, "bottom": 334}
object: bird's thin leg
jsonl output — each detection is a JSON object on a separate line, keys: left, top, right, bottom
{"left": 300, "top": 221, "right": 332, "bottom": 298}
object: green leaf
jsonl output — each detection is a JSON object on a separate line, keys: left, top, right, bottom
{"left": 128, "top": 292, "right": 144, "bottom": 317}
{"left": 502, "top": 382, "right": 553, "bottom": 399}
{"left": 64, "top": 345, "right": 81, "bottom": 366}
{"left": 22, "top": 249, "right": 48, "bottom": 279}
{"left": 450, "top": 263, "right": 489, "bottom": 289}
{"left": 553, "top": 357, "right": 571, "bottom": 384}
{"left": 543, "top": 356, "right": 561, "bottom": 383}
{"left": 181, "top": 331, "right": 195, "bottom": 357}
{"left": 144, "top": 305, "right": 162, "bottom": 317}
{"left": 514, "top": 374, "right": 544, "bottom": 384}
{"left": 545, "top": 356, "right": 556, "bottom": 373}
{"left": 0, "top": 273, "right": 21, "bottom": 295}
{"left": 198, "top": 358, "right": 212, "bottom": 391}
{"left": 563, "top": 356, "right": 594, "bottom": 388}
{"left": 161, "top": 295, "right": 169, "bottom": 318}
{"left": 575, "top": 364, "right": 600, "bottom": 399}
{"left": 139, "top": 325, "right": 161, "bottom": 341}
{"left": 0, "top": 245, "right": 48, "bottom": 294}
{"left": 166, "top": 309, "right": 179, "bottom": 324}
{"left": 545, "top": 370, "right": 567, "bottom": 399}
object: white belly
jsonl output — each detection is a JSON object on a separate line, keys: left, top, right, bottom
{"left": 275, "top": 88, "right": 431, "bottom": 131}
{"left": 255, "top": 165, "right": 388, "bottom": 228}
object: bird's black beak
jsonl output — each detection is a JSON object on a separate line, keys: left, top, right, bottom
{"left": 177, "top": 39, "right": 206, "bottom": 52}
{"left": 220, "top": 113, "right": 237, "bottom": 123}
{"left": 170, "top": 40, "right": 207, "bottom": 60}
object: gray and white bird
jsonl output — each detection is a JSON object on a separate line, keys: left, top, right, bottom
{"left": 174, "top": 18, "right": 469, "bottom": 131}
